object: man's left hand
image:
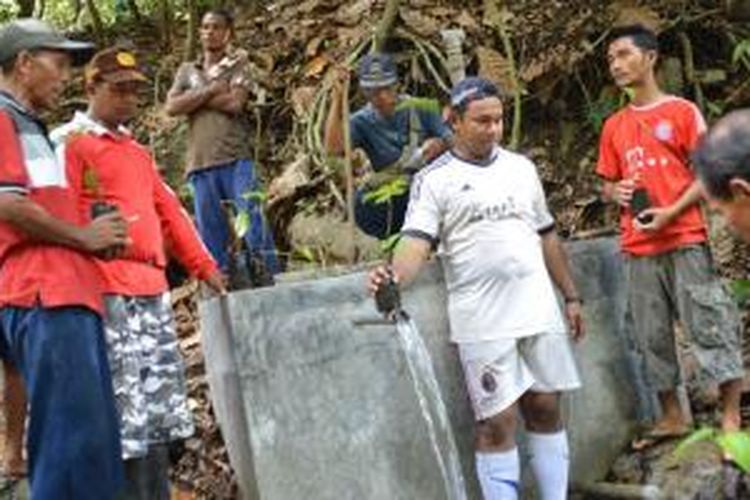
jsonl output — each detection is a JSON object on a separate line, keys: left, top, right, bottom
{"left": 565, "top": 300, "right": 585, "bottom": 342}
{"left": 203, "top": 271, "right": 227, "bottom": 295}
{"left": 421, "top": 138, "right": 447, "bottom": 162}
{"left": 633, "top": 206, "right": 675, "bottom": 233}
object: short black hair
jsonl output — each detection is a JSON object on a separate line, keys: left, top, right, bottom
{"left": 693, "top": 110, "right": 750, "bottom": 199}
{"left": 202, "top": 8, "right": 234, "bottom": 29}
{"left": 607, "top": 24, "right": 659, "bottom": 53}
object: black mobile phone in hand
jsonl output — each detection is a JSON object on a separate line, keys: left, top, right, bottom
{"left": 90, "top": 201, "right": 121, "bottom": 259}
{"left": 631, "top": 188, "right": 654, "bottom": 224}
{"left": 91, "top": 201, "right": 117, "bottom": 219}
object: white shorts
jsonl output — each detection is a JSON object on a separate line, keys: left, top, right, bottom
{"left": 459, "top": 332, "right": 582, "bottom": 421}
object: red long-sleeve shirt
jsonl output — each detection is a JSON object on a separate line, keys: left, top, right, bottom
{"left": 53, "top": 112, "right": 218, "bottom": 296}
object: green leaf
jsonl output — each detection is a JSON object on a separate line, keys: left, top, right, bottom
{"left": 294, "top": 245, "right": 316, "bottom": 263}
{"left": 732, "top": 39, "right": 750, "bottom": 66}
{"left": 730, "top": 279, "right": 750, "bottom": 305}
{"left": 380, "top": 234, "right": 401, "bottom": 255}
{"left": 717, "top": 432, "right": 750, "bottom": 472}
{"left": 242, "top": 190, "right": 267, "bottom": 203}
{"left": 395, "top": 97, "right": 441, "bottom": 115}
{"left": 234, "top": 210, "right": 250, "bottom": 239}
{"left": 363, "top": 177, "right": 409, "bottom": 204}
{"left": 705, "top": 100, "right": 725, "bottom": 119}
{"left": 674, "top": 427, "right": 717, "bottom": 458}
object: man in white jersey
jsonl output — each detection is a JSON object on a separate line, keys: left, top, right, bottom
{"left": 369, "top": 77, "right": 584, "bottom": 500}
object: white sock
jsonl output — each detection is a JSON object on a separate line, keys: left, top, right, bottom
{"left": 476, "top": 448, "right": 520, "bottom": 500}
{"left": 527, "top": 431, "right": 570, "bottom": 500}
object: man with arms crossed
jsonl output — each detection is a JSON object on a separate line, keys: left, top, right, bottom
{"left": 597, "top": 24, "right": 743, "bottom": 447}
{"left": 165, "top": 9, "right": 279, "bottom": 276}
{"left": 370, "top": 77, "right": 583, "bottom": 500}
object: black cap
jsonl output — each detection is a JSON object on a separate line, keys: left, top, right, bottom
{"left": 0, "top": 18, "right": 94, "bottom": 66}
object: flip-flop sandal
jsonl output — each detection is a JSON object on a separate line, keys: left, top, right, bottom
{"left": 630, "top": 429, "right": 689, "bottom": 451}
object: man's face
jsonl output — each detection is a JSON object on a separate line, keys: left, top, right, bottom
{"left": 364, "top": 85, "right": 397, "bottom": 117}
{"left": 200, "top": 13, "right": 231, "bottom": 52}
{"left": 452, "top": 96, "right": 503, "bottom": 159}
{"left": 19, "top": 50, "right": 72, "bottom": 111}
{"left": 705, "top": 180, "right": 750, "bottom": 242}
{"left": 88, "top": 79, "right": 144, "bottom": 126}
{"left": 607, "top": 36, "right": 655, "bottom": 88}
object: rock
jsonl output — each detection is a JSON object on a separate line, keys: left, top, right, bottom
{"left": 288, "top": 211, "right": 381, "bottom": 266}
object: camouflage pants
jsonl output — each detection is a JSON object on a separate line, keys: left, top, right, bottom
{"left": 624, "top": 244, "right": 745, "bottom": 393}
{"left": 104, "top": 293, "right": 194, "bottom": 460}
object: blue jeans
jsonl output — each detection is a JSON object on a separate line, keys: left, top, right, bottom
{"left": 0, "top": 306, "right": 124, "bottom": 499}
{"left": 189, "top": 159, "right": 280, "bottom": 274}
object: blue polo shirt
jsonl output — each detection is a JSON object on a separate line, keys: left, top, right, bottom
{"left": 350, "top": 97, "right": 451, "bottom": 170}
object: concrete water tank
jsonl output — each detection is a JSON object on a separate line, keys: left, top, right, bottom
{"left": 199, "top": 238, "right": 638, "bottom": 499}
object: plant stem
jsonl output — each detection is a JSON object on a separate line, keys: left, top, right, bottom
{"left": 678, "top": 31, "right": 706, "bottom": 112}
{"left": 341, "top": 77, "right": 356, "bottom": 264}
{"left": 373, "top": 0, "right": 400, "bottom": 52}
{"left": 484, "top": 1, "right": 522, "bottom": 149}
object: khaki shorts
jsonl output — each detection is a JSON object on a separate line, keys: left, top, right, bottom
{"left": 624, "top": 244, "right": 744, "bottom": 392}
{"left": 458, "top": 333, "right": 581, "bottom": 421}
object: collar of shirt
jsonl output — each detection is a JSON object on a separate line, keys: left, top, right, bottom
{"left": 0, "top": 90, "right": 50, "bottom": 135}
{"left": 67, "top": 111, "right": 131, "bottom": 139}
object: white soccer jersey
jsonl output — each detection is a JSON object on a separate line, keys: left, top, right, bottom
{"left": 402, "top": 146, "right": 567, "bottom": 343}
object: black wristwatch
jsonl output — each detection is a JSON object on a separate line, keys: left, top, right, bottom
{"left": 564, "top": 296, "right": 583, "bottom": 305}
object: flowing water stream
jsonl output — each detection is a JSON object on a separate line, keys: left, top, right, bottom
{"left": 395, "top": 312, "right": 467, "bottom": 500}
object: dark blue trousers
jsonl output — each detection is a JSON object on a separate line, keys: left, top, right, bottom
{"left": 188, "top": 158, "right": 280, "bottom": 274}
{"left": 354, "top": 188, "right": 409, "bottom": 240}
{"left": 0, "top": 306, "right": 124, "bottom": 500}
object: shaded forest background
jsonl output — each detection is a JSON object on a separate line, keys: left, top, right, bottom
{"left": 5, "top": 0, "right": 750, "bottom": 269}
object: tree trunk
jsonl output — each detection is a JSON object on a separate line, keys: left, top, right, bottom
{"left": 184, "top": 0, "right": 198, "bottom": 61}
{"left": 71, "top": 0, "right": 82, "bottom": 25}
{"left": 484, "top": 0, "right": 522, "bottom": 150}
{"left": 16, "top": 0, "right": 33, "bottom": 17}
{"left": 36, "top": 0, "right": 46, "bottom": 18}
{"left": 158, "top": 0, "right": 172, "bottom": 49}
{"left": 126, "top": 0, "right": 142, "bottom": 22}
{"left": 373, "top": 0, "right": 399, "bottom": 52}
{"left": 85, "top": 0, "right": 105, "bottom": 44}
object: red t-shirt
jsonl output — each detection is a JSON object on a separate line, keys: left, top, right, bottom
{"left": 0, "top": 108, "right": 104, "bottom": 313}
{"left": 57, "top": 113, "right": 218, "bottom": 296}
{"left": 596, "top": 96, "right": 707, "bottom": 256}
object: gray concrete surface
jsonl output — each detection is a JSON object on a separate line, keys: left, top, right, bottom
{"left": 199, "top": 237, "right": 638, "bottom": 500}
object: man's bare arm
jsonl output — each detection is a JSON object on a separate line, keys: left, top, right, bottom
{"left": 164, "top": 78, "right": 228, "bottom": 117}
{"left": 665, "top": 180, "right": 703, "bottom": 219}
{"left": 540, "top": 230, "right": 579, "bottom": 300}
{"left": 0, "top": 193, "right": 128, "bottom": 252}
{"left": 204, "top": 85, "right": 249, "bottom": 115}
{"left": 541, "top": 229, "right": 585, "bottom": 340}
{"left": 367, "top": 236, "right": 432, "bottom": 294}
{"left": 323, "top": 83, "right": 346, "bottom": 157}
